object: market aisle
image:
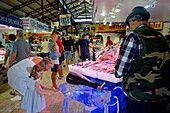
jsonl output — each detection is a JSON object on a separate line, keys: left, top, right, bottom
{"left": 0, "top": 55, "right": 83, "bottom": 113}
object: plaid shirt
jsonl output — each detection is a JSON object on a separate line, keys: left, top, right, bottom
{"left": 115, "top": 32, "right": 143, "bottom": 78}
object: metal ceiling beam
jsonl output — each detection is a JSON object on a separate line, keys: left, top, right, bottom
{"left": 41, "top": 0, "right": 44, "bottom": 23}
{"left": 46, "top": 0, "right": 59, "bottom": 10}
{"left": 25, "top": 1, "right": 58, "bottom": 16}
{"left": 32, "top": 7, "right": 57, "bottom": 18}
{"left": 0, "top": 0, "right": 34, "bottom": 17}
{"left": 32, "top": 0, "right": 56, "bottom": 21}
{"left": 61, "top": 0, "right": 75, "bottom": 19}
{"left": 17, "top": 0, "right": 52, "bottom": 23}
{"left": 2, "top": 0, "right": 38, "bottom": 15}
{"left": 65, "top": 0, "right": 77, "bottom": 5}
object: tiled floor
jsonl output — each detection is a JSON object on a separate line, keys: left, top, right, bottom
{"left": 0, "top": 59, "right": 85, "bottom": 113}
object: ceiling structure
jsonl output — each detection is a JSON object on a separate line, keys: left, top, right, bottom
{"left": 60, "top": 0, "right": 92, "bottom": 22}
{"left": 1, "top": 0, "right": 170, "bottom": 32}
{"left": 0, "top": 0, "right": 68, "bottom": 26}
{"left": 93, "top": 0, "right": 170, "bottom": 24}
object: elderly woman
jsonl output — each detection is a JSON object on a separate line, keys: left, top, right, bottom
{"left": 7, "top": 57, "right": 54, "bottom": 101}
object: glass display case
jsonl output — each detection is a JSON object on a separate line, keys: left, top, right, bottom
{"left": 0, "top": 49, "right": 7, "bottom": 86}
{"left": 0, "top": 49, "right": 5, "bottom": 64}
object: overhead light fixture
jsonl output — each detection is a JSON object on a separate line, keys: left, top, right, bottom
{"left": 115, "top": 5, "right": 121, "bottom": 12}
{"left": 26, "top": 30, "right": 28, "bottom": 32}
{"left": 101, "top": 12, "right": 106, "bottom": 16}
{"left": 111, "top": 15, "right": 116, "bottom": 18}
{"left": 145, "top": 0, "right": 157, "bottom": 9}
{"left": 110, "top": 12, "right": 114, "bottom": 15}
{"left": 115, "top": 8, "right": 120, "bottom": 12}
{"left": 75, "top": 19, "right": 92, "bottom": 22}
{"left": 144, "top": 5, "right": 150, "bottom": 9}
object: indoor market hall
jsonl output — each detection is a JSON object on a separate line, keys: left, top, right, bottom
{"left": 0, "top": 0, "right": 170, "bottom": 113}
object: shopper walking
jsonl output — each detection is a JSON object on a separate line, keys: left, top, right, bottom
{"left": 63, "top": 36, "right": 73, "bottom": 65}
{"left": 56, "top": 36, "right": 64, "bottom": 79}
{"left": 115, "top": 6, "right": 170, "bottom": 113}
{"left": 48, "top": 30, "right": 60, "bottom": 89}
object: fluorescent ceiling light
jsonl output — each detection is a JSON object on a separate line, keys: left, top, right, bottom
{"left": 110, "top": 12, "right": 114, "bottom": 15}
{"left": 111, "top": 15, "right": 115, "bottom": 18}
{"left": 101, "top": 12, "right": 106, "bottom": 16}
{"left": 144, "top": 5, "right": 150, "bottom": 8}
{"left": 75, "top": 19, "right": 92, "bottom": 22}
{"left": 115, "top": 8, "right": 120, "bottom": 12}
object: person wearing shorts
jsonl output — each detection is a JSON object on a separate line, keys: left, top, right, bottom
{"left": 48, "top": 30, "right": 60, "bottom": 89}
{"left": 63, "top": 37, "right": 73, "bottom": 65}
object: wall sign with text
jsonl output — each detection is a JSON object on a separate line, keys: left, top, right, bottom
{"left": 149, "top": 22, "right": 163, "bottom": 29}
{"left": 59, "top": 14, "right": 71, "bottom": 26}
{"left": 0, "top": 14, "right": 23, "bottom": 29}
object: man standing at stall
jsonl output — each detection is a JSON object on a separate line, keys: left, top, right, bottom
{"left": 106, "top": 36, "right": 113, "bottom": 47}
{"left": 115, "top": 6, "right": 170, "bottom": 113}
{"left": 9, "top": 30, "right": 32, "bottom": 67}
{"left": 78, "top": 34, "right": 99, "bottom": 62}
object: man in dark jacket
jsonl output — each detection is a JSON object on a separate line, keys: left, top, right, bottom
{"left": 115, "top": 6, "right": 170, "bottom": 113}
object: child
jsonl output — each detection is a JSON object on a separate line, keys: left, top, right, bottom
{"left": 21, "top": 64, "right": 57, "bottom": 113}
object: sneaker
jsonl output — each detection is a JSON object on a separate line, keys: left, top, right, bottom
{"left": 11, "top": 95, "right": 22, "bottom": 101}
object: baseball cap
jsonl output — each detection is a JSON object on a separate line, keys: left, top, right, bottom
{"left": 125, "top": 6, "right": 150, "bottom": 26}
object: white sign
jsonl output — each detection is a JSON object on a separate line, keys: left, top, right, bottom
{"left": 51, "top": 22, "right": 59, "bottom": 29}
{"left": 20, "top": 18, "right": 49, "bottom": 31}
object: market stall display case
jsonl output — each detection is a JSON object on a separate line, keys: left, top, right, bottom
{"left": 59, "top": 46, "right": 126, "bottom": 113}
{"left": 0, "top": 49, "right": 8, "bottom": 86}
